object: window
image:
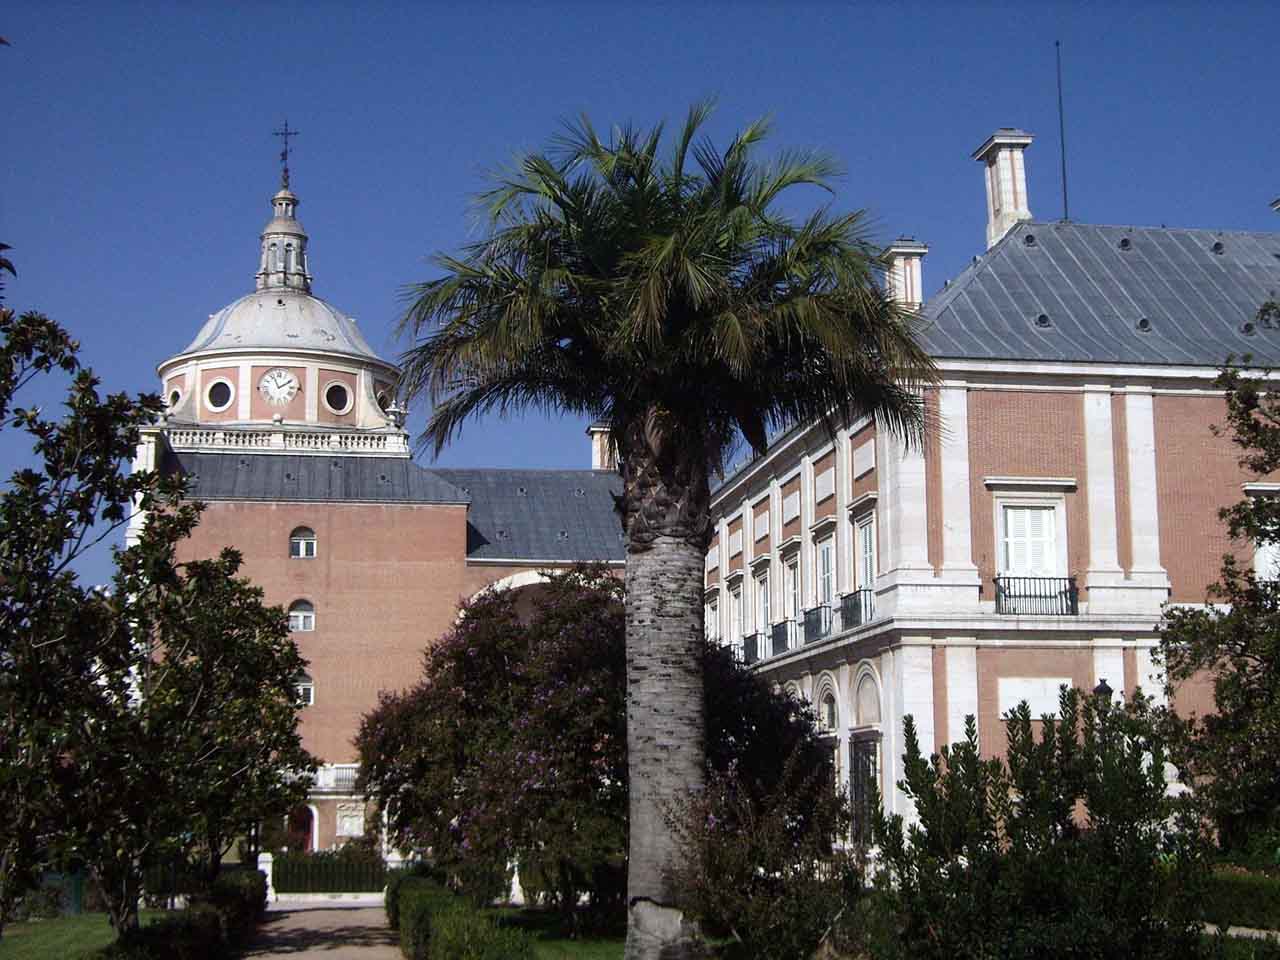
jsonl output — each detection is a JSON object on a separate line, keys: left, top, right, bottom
{"left": 856, "top": 514, "right": 876, "bottom": 590}
{"left": 290, "top": 526, "right": 317, "bottom": 559}
{"left": 784, "top": 557, "right": 800, "bottom": 619}
{"left": 295, "top": 674, "right": 315, "bottom": 705}
{"left": 288, "top": 600, "right": 315, "bottom": 632}
{"left": 1000, "top": 504, "right": 1058, "bottom": 576}
{"left": 816, "top": 537, "right": 834, "bottom": 606}
{"left": 755, "top": 571, "right": 770, "bottom": 632}
{"left": 323, "top": 381, "right": 353, "bottom": 415}
{"left": 1257, "top": 539, "right": 1280, "bottom": 581}
{"left": 705, "top": 598, "right": 719, "bottom": 642}
{"left": 205, "top": 378, "right": 234, "bottom": 412}
{"left": 729, "top": 585, "right": 743, "bottom": 640}
{"left": 822, "top": 692, "right": 838, "bottom": 731}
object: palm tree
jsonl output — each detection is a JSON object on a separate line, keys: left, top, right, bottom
{"left": 398, "top": 103, "right": 936, "bottom": 959}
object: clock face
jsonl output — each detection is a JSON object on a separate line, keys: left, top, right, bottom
{"left": 259, "top": 368, "right": 300, "bottom": 406}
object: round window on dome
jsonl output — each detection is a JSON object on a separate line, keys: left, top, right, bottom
{"left": 168, "top": 389, "right": 182, "bottom": 409}
{"left": 323, "top": 382, "right": 352, "bottom": 415}
{"left": 205, "top": 379, "right": 234, "bottom": 412}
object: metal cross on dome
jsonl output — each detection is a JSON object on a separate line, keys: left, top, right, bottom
{"left": 273, "top": 120, "right": 299, "bottom": 189}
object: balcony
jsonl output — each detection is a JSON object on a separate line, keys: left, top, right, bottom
{"left": 313, "top": 763, "right": 360, "bottom": 794}
{"left": 840, "top": 589, "right": 875, "bottom": 629}
{"left": 771, "top": 619, "right": 798, "bottom": 657}
{"left": 742, "top": 633, "right": 762, "bottom": 665}
{"left": 994, "top": 575, "right": 1079, "bottom": 616}
{"left": 803, "top": 604, "right": 833, "bottom": 644}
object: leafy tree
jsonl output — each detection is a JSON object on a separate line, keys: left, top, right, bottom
{"left": 68, "top": 544, "right": 317, "bottom": 934}
{"left": 355, "top": 566, "right": 834, "bottom": 934}
{"left": 872, "top": 688, "right": 1209, "bottom": 960}
{"left": 1160, "top": 361, "right": 1280, "bottom": 852}
{"left": 0, "top": 305, "right": 182, "bottom": 937}
{"left": 0, "top": 294, "right": 314, "bottom": 937}
{"left": 397, "top": 103, "right": 934, "bottom": 958}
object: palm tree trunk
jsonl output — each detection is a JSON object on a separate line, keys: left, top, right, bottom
{"left": 621, "top": 423, "right": 710, "bottom": 960}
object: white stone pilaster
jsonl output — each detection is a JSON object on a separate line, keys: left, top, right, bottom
{"left": 944, "top": 641, "right": 979, "bottom": 747}
{"left": 1083, "top": 387, "right": 1129, "bottom": 614}
{"left": 939, "top": 384, "right": 975, "bottom": 572}
{"left": 892, "top": 643, "right": 935, "bottom": 823}
{"left": 836, "top": 427, "right": 852, "bottom": 596}
{"left": 1092, "top": 643, "right": 1125, "bottom": 699}
{"left": 1123, "top": 389, "right": 1171, "bottom": 608}
{"left": 1134, "top": 644, "right": 1166, "bottom": 706}
{"left": 305, "top": 364, "right": 319, "bottom": 422}
{"left": 769, "top": 477, "right": 782, "bottom": 620}
{"left": 800, "top": 453, "right": 815, "bottom": 608}
{"left": 237, "top": 361, "right": 252, "bottom": 420}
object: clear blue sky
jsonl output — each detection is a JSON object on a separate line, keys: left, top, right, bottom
{"left": 4, "top": 1, "right": 1279, "bottom": 584}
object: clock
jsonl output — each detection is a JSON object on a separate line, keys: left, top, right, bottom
{"left": 259, "top": 368, "right": 300, "bottom": 406}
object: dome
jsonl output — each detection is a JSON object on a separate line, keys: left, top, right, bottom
{"left": 180, "top": 288, "right": 383, "bottom": 362}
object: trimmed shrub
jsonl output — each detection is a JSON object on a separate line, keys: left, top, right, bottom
{"left": 427, "top": 906, "right": 535, "bottom": 960}
{"left": 1201, "top": 870, "right": 1280, "bottom": 932}
{"left": 398, "top": 877, "right": 460, "bottom": 959}
{"left": 386, "top": 861, "right": 439, "bottom": 930}
{"left": 92, "top": 869, "right": 268, "bottom": 960}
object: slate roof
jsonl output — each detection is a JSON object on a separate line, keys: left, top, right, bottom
{"left": 433, "top": 468, "right": 624, "bottom": 564}
{"left": 162, "top": 450, "right": 625, "bottom": 564}
{"left": 163, "top": 451, "right": 470, "bottom": 504}
{"left": 920, "top": 221, "right": 1280, "bottom": 366}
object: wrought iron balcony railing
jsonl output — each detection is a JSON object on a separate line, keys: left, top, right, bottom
{"left": 742, "top": 633, "right": 761, "bottom": 665}
{"left": 840, "top": 589, "right": 875, "bottom": 630}
{"left": 771, "top": 619, "right": 798, "bottom": 657}
{"left": 803, "top": 604, "right": 833, "bottom": 644}
{"left": 993, "top": 575, "right": 1079, "bottom": 616}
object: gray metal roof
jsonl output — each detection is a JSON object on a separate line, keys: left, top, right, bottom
{"left": 163, "top": 451, "right": 470, "bottom": 504}
{"left": 920, "top": 221, "right": 1280, "bottom": 366}
{"left": 433, "top": 468, "right": 624, "bottom": 564}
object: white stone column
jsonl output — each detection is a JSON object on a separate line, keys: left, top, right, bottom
{"left": 258, "top": 852, "right": 276, "bottom": 902}
{"left": 878, "top": 648, "right": 899, "bottom": 814}
{"left": 944, "top": 641, "right": 979, "bottom": 747}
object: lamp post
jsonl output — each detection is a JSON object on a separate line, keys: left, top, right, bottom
{"left": 1092, "top": 678, "right": 1113, "bottom": 704}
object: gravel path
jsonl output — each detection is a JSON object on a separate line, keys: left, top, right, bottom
{"left": 240, "top": 907, "right": 400, "bottom": 959}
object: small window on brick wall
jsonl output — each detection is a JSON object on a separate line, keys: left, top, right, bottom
{"left": 290, "top": 527, "right": 317, "bottom": 559}
{"left": 288, "top": 600, "right": 315, "bottom": 632}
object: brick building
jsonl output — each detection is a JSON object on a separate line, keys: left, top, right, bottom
{"left": 128, "top": 173, "right": 623, "bottom": 850}
{"left": 703, "top": 128, "right": 1280, "bottom": 823}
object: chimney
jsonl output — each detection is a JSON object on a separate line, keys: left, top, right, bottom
{"left": 885, "top": 238, "right": 928, "bottom": 309}
{"left": 587, "top": 421, "right": 616, "bottom": 471}
{"left": 973, "top": 128, "right": 1034, "bottom": 249}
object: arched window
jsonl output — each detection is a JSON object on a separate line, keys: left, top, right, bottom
{"left": 856, "top": 673, "right": 881, "bottom": 727}
{"left": 285, "top": 244, "right": 295, "bottom": 273}
{"left": 288, "top": 600, "right": 315, "bottom": 632}
{"left": 823, "top": 692, "right": 838, "bottom": 731}
{"left": 290, "top": 527, "right": 317, "bottom": 559}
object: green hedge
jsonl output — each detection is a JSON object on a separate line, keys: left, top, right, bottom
{"left": 1202, "top": 870, "right": 1280, "bottom": 932}
{"left": 386, "top": 863, "right": 439, "bottom": 930}
{"left": 428, "top": 907, "right": 534, "bottom": 960}
{"left": 273, "top": 852, "right": 387, "bottom": 892}
{"left": 91, "top": 870, "right": 267, "bottom": 960}
{"left": 399, "top": 877, "right": 461, "bottom": 959}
